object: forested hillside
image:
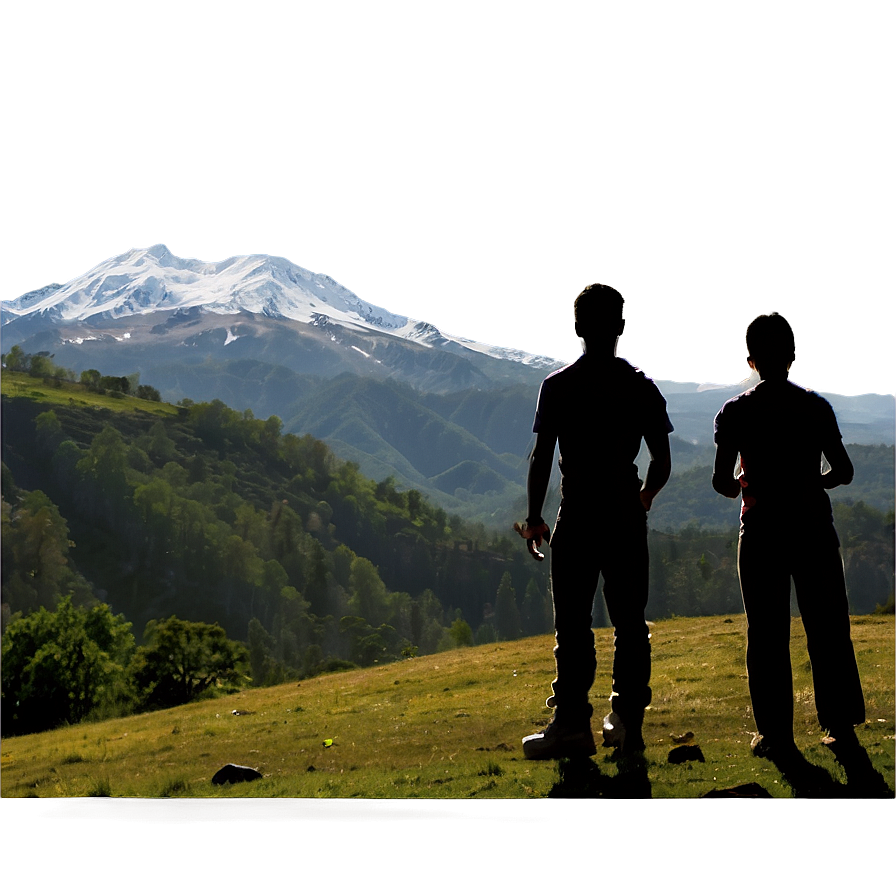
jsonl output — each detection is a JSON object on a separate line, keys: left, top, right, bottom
{"left": 2, "top": 366, "right": 892, "bottom": 736}
{"left": 1, "top": 373, "right": 554, "bottom": 630}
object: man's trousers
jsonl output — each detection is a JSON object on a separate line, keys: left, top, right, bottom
{"left": 737, "top": 519, "right": 865, "bottom": 740}
{"left": 548, "top": 502, "right": 652, "bottom": 727}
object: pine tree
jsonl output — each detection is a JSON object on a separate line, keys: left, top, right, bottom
{"left": 521, "top": 578, "right": 550, "bottom": 636}
{"left": 494, "top": 571, "right": 521, "bottom": 641}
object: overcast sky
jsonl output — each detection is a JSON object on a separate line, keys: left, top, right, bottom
{"left": 2, "top": 2, "right": 893, "bottom": 397}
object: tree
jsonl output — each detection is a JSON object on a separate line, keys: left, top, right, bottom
{"left": 521, "top": 578, "right": 550, "bottom": 636}
{"left": 2, "top": 344, "right": 27, "bottom": 372}
{"left": 28, "top": 353, "right": 55, "bottom": 378}
{"left": 338, "top": 615, "right": 401, "bottom": 666}
{"left": 136, "top": 384, "right": 161, "bottom": 402}
{"left": 349, "top": 556, "right": 389, "bottom": 626}
{"left": 304, "top": 539, "right": 331, "bottom": 617}
{"left": 76, "top": 425, "right": 130, "bottom": 525}
{"left": 140, "top": 420, "right": 176, "bottom": 465}
{"left": 80, "top": 368, "right": 101, "bottom": 390}
{"left": 1, "top": 596, "right": 135, "bottom": 734}
{"left": 414, "top": 588, "right": 447, "bottom": 654}
{"left": 834, "top": 501, "right": 896, "bottom": 613}
{"left": 494, "top": 572, "right": 521, "bottom": 641}
{"left": 99, "top": 374, "right": 130, "bottom": 394}
{"left": 448, "top": 611, "right": 474, "bottom": 647}
{"left": 331, "top": 543, "right": 356, "bottom": 590}
{"left": 35, "top": 410, "right": 64, "bottom": 457}
{"left": 247, "top": 617, "right": 286, "bottom": 686}
{"left": 131, "top": 616, "right": 247, "bottom": 709}
{"left": 1, "top": 489, "right": 75, "bottom": 614}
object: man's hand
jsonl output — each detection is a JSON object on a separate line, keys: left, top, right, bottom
{"left": 513, "top": 519, "right": 551, "bottom": 561}
{"left": 640, "top": 430, "right": 671, "bottom": 513}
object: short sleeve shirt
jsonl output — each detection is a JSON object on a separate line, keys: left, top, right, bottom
{"left": 533, "top": 354, "right": 673, "bottom": 506}
{"left": 713, "top": 379, "right": 841, "bottom": 524}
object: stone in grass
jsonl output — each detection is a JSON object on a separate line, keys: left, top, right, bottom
{"left": 212, "top": 763, "right": 263, "bottom": 785}
{"left": 668, "top": 744, "right": 705, "bottom": 764}
{"left": 702, "top": 783, "right": 773, "bottom": 798}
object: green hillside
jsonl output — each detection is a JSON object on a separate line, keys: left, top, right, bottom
{"left": 282, "top": 373, "right": 528, "bottom": 519}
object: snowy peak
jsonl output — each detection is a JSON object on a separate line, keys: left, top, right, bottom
{"left": 399, "top": 320, "right": 450, "bottom": 347}
{"left": 0, "top": 283, "right": 64, "bottom": 321}
{"left": 1, "top": 246, "right": 557, "bottom": 369}
{"left": 2, "top": 245, "right": 409, "bottom": 332}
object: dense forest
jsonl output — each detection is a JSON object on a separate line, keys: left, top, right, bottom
{"left": 2, "top": 360, "right": 893, "bottom": 734}
{"left": 1, "top": 366, "right": 557, "bottom": 732}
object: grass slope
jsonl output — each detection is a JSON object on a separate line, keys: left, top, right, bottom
{"left": 3, "top": 615, "right": 893, "bottom": 799}
{"left": 0, "top": 371, "right": 179, "bottom": 419}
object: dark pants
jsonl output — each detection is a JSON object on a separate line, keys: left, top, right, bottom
{"left": 737, "top": 520, "right": 865, "bottom": 740}
{"left": 548, "top": 501, "right": 652, "bottom": 727}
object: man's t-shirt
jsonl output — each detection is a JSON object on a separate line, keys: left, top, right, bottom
{"left": 533, "top": 354, "right": 673, "bottom": 508}
{"left": 713, "top": 378, "right": 841, "bottom": 526}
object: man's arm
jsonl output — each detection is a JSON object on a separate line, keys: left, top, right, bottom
{"left": 640, "top": 429, "right": 671, "bottom": 511}
{"left": 513, "top": 429, "right": 556, "bottom": 561}
{"left": 527, "top": 429, "right": 556, "bottom": 522}
{"left": 821, "top": 438, "right": 854, "bottom": 489}
{"left": 712, "top": 444, "right": 742, "bottom": 499}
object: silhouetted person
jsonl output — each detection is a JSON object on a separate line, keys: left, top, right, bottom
{"left": 712, "top": 312, "right": 865, "bottom": 764}
{"left": 515, "top": 284, "right": 672, "bottom": 759}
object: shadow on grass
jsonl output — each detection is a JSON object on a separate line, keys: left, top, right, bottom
{"left": 764, "top": 740, "right": 892, "bottom": 799}
{"left": 818, "top": 740, "right": 893, "bottom": 798}
{"left": 548, "top": 753, "right": 651, "bottom": 799}
{"left": 547, "top": 741, "right": 893, "bottom": 799}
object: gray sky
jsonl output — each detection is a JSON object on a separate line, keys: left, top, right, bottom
{"left": 3, "top": 2, "right": 893, "bottom": 396}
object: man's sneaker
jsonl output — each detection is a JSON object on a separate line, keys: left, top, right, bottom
{"left": 522, "top": 719, "right": 596, "bottom": 760}
{"left": 602, "top": 712, "right": 626, "bottom": 748}
{"left": 821, "top": 726, "right": 861, "bottom": 757}
{"left": 602, "top": 712, "right": 645, "bottom": 753}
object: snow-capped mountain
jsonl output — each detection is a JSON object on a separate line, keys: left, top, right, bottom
{"left": 8, "top": 244, "right": 887, "bottom": 444}
{"left": 1, "top": 245, "right": 556, "bottom": 370}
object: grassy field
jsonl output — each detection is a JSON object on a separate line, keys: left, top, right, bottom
{"left": 2, "top": 614, "right": 893, "bottom": 799}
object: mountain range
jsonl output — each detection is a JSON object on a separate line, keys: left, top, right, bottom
{"left": 1, "top": 244, "right": 555, "bottom": 386}
{"left": 3, "top": 246, "right": 893, "bottom": 524}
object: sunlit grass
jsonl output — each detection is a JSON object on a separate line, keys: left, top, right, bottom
{"left": 2, "top": 615, "right": 892, "bottom": 798}
{"left": 0, "top": 370, "right": 178, "bottom": 417}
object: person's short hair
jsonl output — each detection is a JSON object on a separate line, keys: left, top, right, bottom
{"left": 746, "top": 313, "right": 795, "bottom": 368}
{"left": 574, "top": 284, "right": 624, "bottom": 333}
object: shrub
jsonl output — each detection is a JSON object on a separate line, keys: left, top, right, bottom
{"left": 1, "top": 596, "right": 135, "bottom": 734}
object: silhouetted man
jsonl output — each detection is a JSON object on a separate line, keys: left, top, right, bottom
{"left": 712, "top": 312, "right": 865, "bottom": 763}
{"left": 515, "top": 284, "right": 672, "bottom": 759}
